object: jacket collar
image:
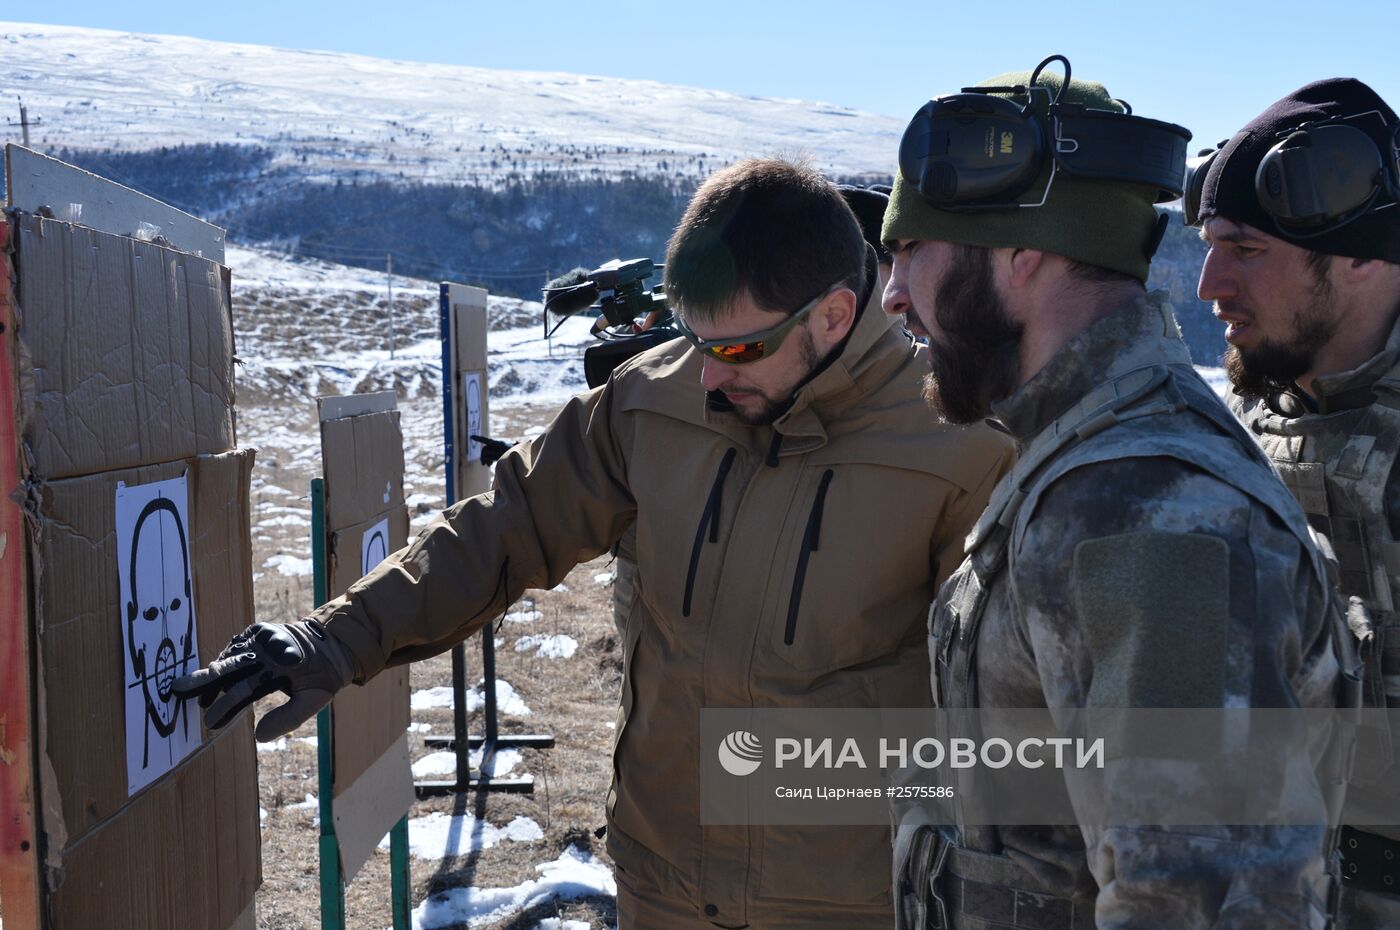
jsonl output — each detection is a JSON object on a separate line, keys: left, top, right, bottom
{"left": 990, "top": 290, "right": 1187, "bottom": 443}
{"left": 1267, "top": 306, "right": 1400, "bottom": 415}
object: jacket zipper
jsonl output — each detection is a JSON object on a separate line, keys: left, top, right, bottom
{"left": 784, "top": 469, "right": 834, "bottom": 645}
{"left": 683, "top": 448, "right": 738, "bottom": 617}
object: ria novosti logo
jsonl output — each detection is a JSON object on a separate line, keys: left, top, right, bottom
{"left": 718, "top": 730, "right": 763, "bottom": 776}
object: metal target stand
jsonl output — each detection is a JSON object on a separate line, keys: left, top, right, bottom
{"left": 415, "top": 282, "right": 553, "bottom": 798}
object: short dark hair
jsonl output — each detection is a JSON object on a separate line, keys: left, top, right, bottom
{"left": 665, "top": 158, "right": 866, "bottom": 325}
{"left": 1305, "top": 248, "right": 1333, "bottom": 281}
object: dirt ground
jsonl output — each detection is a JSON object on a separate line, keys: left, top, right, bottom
{"left": 247, "top": 397, "right": 623, "bottom": 930}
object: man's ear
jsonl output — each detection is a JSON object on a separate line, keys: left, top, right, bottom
{"left": 815, "top": 287, "right": 859, "bottom": 348}
{"left": 1341, "top": 256, "right": 1395, "bottom": 285}
{"left": 1006, "top": 248, "right": 1048, "bottom": 290}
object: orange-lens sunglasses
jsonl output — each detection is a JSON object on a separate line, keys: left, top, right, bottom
{"left": 675, "top": 287, "right": 833, "bottom": 364}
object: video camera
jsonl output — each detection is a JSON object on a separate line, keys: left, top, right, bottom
{"left": 543, "top": 258, "right": 677, "bottom": 388}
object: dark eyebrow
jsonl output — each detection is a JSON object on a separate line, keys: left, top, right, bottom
{"left": 1199, "top": 224, "right": 1261, "bottom": 246}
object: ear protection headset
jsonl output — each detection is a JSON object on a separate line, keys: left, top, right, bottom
{"left": 1184, "top": 110, "right": 1400, "bottom": 234}
{"left": 898, "top": 55, "right": 1192, "bottom": 211}
{"left": 126, "top": 495, "right": 193, "bottom": 682}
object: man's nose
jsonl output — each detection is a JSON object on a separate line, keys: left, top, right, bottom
{"left": 700, "top": 356, "right": 730, "bottom": 393}
{"left": 1197, "top": 249, "right": 1235, "bottom": 304}
{"left": 882, "top": 265, "right": 911, "bottom": 318}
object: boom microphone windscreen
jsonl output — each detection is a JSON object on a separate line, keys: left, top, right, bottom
{"left": 544, "top": 267, "right": 599, "bottom": 319}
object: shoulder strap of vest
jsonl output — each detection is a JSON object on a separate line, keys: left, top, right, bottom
{"left": 966, "top": 365, "right": 1174, "bottom": 564}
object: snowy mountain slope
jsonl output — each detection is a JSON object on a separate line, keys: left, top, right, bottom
{"left": 4, "top": 22, "right": 904, "bottom": 185}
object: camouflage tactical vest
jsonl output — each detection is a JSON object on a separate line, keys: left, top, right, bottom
{"left": 1239, "top": 381, "right": 1400, "bottom": 791}
{"left": 933, "top": 364, "right": 1332, "bottom": 715}
{"left": 896, "top": 348, "right": 1354, "bottom": 930}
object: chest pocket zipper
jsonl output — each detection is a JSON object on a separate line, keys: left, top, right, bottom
{"left": 784, "top": 469, "right": 835, "bottom": 645}
{"left": 683, "top": 447, "right": 738, "bottom": 617}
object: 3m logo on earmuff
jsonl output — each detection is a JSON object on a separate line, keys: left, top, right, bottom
{"left": 898, "top": 54, "right": 1191, "bottom": 212}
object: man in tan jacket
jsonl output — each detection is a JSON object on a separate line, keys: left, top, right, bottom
{"left": 178, "top": 158, "right": 1013, "bottom": 928}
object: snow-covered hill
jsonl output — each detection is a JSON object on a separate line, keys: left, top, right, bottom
{"left": 4, "top": 22, "right": 903, "bottom": 185}
{"left": 227, "top": 244, "right": 593, "bottom": 406}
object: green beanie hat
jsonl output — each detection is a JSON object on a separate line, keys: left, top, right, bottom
{"left": 882, "top": 70, "right": 1165, "bottom": 283}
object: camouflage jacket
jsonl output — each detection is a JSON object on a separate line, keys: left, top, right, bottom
{"left": 899, "top": 293, "right": 1344, "bottom": 930}
{"left": 1232, "top": 310, "right": 1400, "bottom": 836}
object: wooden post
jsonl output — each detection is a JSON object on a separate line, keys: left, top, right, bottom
{"left": 0, "top": 215, "right": 45, "bottom": 928}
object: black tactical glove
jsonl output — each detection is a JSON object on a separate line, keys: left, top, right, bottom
{"left": 172, "top": 619, "right": 355, "bottom": 742}
{"left": 470, "top": 434, "right": 515, "bottom": 468}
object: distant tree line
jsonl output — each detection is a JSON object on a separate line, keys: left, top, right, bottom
{"left": 9, "top": 143, "right": 1224, "bottom": 363}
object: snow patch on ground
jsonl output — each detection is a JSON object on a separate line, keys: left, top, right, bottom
{"left": 467, "top": 679, "right": 531, "bottom": 717}
{"left": 504, "top": 609, "right": 544, "bottom": 624}
{"left": 256, "top": 738, "right": 289, "bottom": 753}
{"left": 379, "top": 811, "right": 543, "bottom": 861}
{"left": 263, "top": 553, "right": 314, "bottom": 576}
{"left": 534, "top": 921, "right": 591, "bottom": 930}
{"left": 410, "top": 686, "right": 456, "bottom": 710}
{"left": 410, "top": 846, "right": 616, "bottom": 929}
{"left": 410, "top": 679, "right": 531, "bottom": 717}
{"left": 593, "top": 571, "right": 616, "bottom": 587}
{"left": 410, "top": 747, "right": 523, "bottom": 779}
{"left": 287, "top": 793, "right": 318, "bottom": 810}
{"left": 515, "top": 634, "right": 578, "bottom": 659}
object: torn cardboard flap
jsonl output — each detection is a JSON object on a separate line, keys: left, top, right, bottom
{"left": 31, "top": 450, "right": 254, "bottom": 846}
{"left": 13, "top": 212, "right": 235, "bottom": 481}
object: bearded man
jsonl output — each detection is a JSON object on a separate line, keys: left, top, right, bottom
{"left": 1192, "top": 78, "right": 1400, "bottom": 930}
{"left": 885, "top": 60, "right": 1354, "bottom": 928}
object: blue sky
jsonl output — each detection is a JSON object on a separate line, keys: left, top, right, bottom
{"left": 21, "top": 0, "right": 1400, "bottom": 156}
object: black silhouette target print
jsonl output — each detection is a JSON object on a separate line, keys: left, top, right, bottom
{"left": 117, "top": 474, "right": 202, "bottom": 794}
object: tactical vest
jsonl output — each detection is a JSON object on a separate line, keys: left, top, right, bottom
{"left": 896, "top": 356, "right": 1356, "bottom": 930}
{"left": 1241, "top": 382, "right": 1400, "bottom": 796}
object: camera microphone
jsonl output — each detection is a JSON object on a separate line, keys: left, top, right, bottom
{"left": 544, "top": 267, "right": 600, "bottom": 318}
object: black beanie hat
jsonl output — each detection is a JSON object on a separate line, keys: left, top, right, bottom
{"left": 839, "top": 185, "right": 892, "bottom": 263}
{"left": 1199, "top": 77, "right": 1400, "bottom": 263}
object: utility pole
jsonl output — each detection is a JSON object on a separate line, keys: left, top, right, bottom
{"left": 15, "top": 98, "right": 39, "bottom": 147}
{"left": 386, "top": 253, "right": 397, "bottom": 359}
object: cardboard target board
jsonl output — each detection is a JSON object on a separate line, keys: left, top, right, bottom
{"left": 0, "top": 148, "right": 259, "bottom": 930}
{"left": 446, "top": 283, "right": 491, "bottom": 499}
{"left": 317, "top": 391, "right": 413, "bottom": 883}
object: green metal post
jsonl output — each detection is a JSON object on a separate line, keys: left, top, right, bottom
{"left": 390, "top": 815, "right": 411, "bottom": 928}
{"left": 311, "top": 478, "right": 345, "bottom": 930}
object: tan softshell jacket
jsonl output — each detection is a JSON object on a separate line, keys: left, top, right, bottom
{"left": 313, "top": 291, "right": 1014, "bottom": 925}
